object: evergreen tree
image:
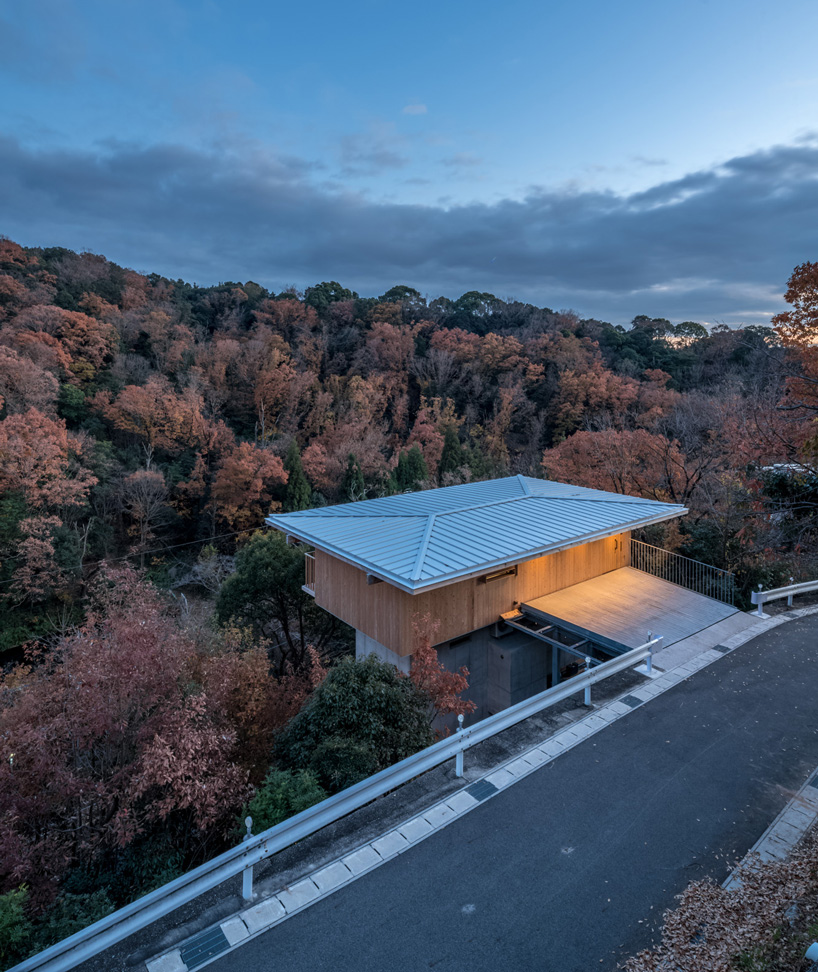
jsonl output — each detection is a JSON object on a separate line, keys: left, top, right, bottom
{"left": 466, "top": 442, "right": 492, "bottom": 480}
{"left": 393, "top": 450, "right": 411, "bottom": 491}
{"left": 392, "top": 446, "right": 429, "bottom": 492}
{"left": 438, "top": 426, "right": 464, "bottom": 480}
{"left": 283, "top": 441, "right": 311, "bottom": 512}
{"left": 406, "top": 445, "right": 428, "bottom": 487}
{"left": 341, "top": 454, "right": 365, "bottom": 501}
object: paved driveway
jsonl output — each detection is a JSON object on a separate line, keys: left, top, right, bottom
{"left": 208, "top": 614, "right": 818, "bottom": 972}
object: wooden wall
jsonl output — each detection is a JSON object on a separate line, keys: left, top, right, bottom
{"left": 315, "top": 532, "right": 630, "bottom": 657}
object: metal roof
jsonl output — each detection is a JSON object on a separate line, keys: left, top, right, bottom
{"left": 266, "top": 475, "right": 687, "bottom": 594}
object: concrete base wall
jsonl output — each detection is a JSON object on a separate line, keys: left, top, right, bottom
{"left": 356, "top": 626, "right": 556, "bottom": 734}
{"left": 355, "top": 630, "right": 411, "bottom": 674}
{"left": 434, "top": 625, "right": 556, "bottom": 733}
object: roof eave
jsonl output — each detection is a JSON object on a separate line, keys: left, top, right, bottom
{"left": 266, "top": 506, "right": 687, "bottom": 596}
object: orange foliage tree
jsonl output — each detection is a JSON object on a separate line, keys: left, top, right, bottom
{"left": 410, "top": 615, "right": 476, "bottom": 728}
{"left": 212, "top": 441, "right": 288, "bottom": 530}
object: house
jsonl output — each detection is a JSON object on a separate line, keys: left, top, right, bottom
{"left": 266, "top": 475, "right": 741, "bottom": 718}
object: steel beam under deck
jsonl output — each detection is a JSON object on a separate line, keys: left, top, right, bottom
{"left": 500, "top": 607, "right": 629, "bottom": 668}
{"left": 501, "top": 612, "right": 601, "bottom": 666}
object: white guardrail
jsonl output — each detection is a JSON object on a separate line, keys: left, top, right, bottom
{"left": 751, "top": 577, "right": 817, "bottom": 616}
{"left": 10, "top": 637, "right": 661, "bottom": 972}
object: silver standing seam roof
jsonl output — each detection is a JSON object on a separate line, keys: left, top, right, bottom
{"left": 265, "top": 475, "right": 687, "bottom": 594}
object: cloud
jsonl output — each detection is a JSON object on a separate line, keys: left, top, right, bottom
{"left": 402, "top": 104, "right": 427, "bottom": 115}
{"left": 1, "top": 135, "right": 816, "bottom": 324}
{"left": 631, "top": 155, "right": 668, "bottom": 168}
{"left": 441, "top": 153, "right": 482, "bottom": 169}
{"left": 337, "top": 132, "right": 408, "bottom": 176}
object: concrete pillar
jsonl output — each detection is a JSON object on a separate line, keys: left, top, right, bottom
{"left": 355, "top": 630, "right": 411, "bottom": 674}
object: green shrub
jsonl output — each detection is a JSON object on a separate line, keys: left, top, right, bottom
{"left": 108, "top": 832, "right": 186, "bottom": 902}
{"left": 0, "top": 887, "right": 33, "bottom": 968}
{"left": 32, "top": 891, "right": 115, "bottom": 952}
{"left": 242, "top": 769, "right": 327, "bottom": 832}
{"left": 309, "top": 735, "right": 379, "bottom": 791}
{"left": 276, "top": 655, "right": 434, "bottom": 788}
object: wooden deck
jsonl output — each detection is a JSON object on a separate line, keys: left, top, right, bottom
{"left": 524, "top": 566, "right": 740, "bottom": 650}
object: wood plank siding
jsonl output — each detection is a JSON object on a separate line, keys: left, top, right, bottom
{"left": 315, "top": 532, "right": 631, "bottom": 656}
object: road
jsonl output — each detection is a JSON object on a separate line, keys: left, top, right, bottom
{"left": 208, "top": 614, "right": 818, "bottom": 972}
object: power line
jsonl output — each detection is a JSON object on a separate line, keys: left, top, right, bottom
{"left": 0, "top": 526, "right": 267, "bottom": 590}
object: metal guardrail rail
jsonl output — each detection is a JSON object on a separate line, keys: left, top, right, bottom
{"left": 631, "top": 538, "right": 736, "bottom": 605}
{"left": 751, "top": 577, "right": 813, "bottom": 616}
{"left": 9, "top": 636, "right": 661, "bottom": 972}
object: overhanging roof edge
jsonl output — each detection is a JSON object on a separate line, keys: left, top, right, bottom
{"left": 266, "top": 505, "right": 687, "bottom": 595}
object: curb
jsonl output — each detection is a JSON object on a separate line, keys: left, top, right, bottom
{"left": 147, "top": 606, "right": 818, "bottom": 972}
{"left": 723, "top": 768, "right": 818, "bottom": 890}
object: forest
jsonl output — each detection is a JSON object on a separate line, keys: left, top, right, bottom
{"left": 0, "top": 234, "right": 817, "bottom": 963}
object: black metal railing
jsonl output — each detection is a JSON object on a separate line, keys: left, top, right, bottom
{"left": 630, "top": 539, "right": 736, "bottom": 605}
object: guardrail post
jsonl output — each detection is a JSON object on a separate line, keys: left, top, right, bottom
{"left": 756, "top": 583, "right": 765, "bottom": 617}
{"left": 242, "top": 816, "right": 254, "bottom": 901}
{"left": 455, "top": 714, "right": 464, "bottom": 777}
{"left": 787, "top": 578, "right": 794, "bottom": 607}
{"left": 584, "top": 657, "right": 592, "bottom": 706}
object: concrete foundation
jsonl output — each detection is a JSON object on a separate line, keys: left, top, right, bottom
{"left": 355, "top": 625, "right": 564, "bottom": 734}
{"left": 434, "top": 625, "right": 560, "bottom": 732}
{"left": 355, "top": 631, "right": 411, "bottom": 675}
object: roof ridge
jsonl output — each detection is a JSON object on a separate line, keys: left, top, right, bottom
{"left": 409, "top": 513, "right": 437, "bottom": 580}
{"left": 433, "top": 493, "right": 533, "bottom": 518}
{"left": 516, "top": 473, "right": 531, "bottom": 495}
{"left": 528, "top": 492, "right": 685, "bottom": 506}
{"left": 273, "top": 510, "right": 430, "bottom": 519}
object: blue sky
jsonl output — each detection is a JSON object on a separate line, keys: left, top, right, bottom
{"left": 2, "top": 0, "right": 817, "bottom": 325}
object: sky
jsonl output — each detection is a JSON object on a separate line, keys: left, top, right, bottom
{"left": 1, "top": 0, "right": 817, "bottom": 325}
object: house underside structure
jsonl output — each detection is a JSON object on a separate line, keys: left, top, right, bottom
{"left": 267, "top": 475, "right": 750, "bottom": 720}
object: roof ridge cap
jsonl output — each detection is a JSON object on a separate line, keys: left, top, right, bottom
{"left": 528, "top": 491, "right": 684, "bottom": 506}
{"left": 409, "top": 513, "right": 437, "bottom": 580}
{"left": 516, "top": 473, "right": 532, "bottom": 495}
{"left": 433, "top": 493, "right": 532, "bottom": 518}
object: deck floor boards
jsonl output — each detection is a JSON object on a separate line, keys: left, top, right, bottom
{"left": 524, "top": 566, "right": 739, "bottom": 649}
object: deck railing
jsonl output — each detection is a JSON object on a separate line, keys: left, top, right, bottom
{"left": 630, "top": 538, "right": 736, "bottom": 605}
{"left": 303, "top": 551, "right": 315, "bottom": 595}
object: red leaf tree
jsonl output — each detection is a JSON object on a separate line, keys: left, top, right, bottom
{"left": 410, "top": 615, "right": 476, "bottom": 729}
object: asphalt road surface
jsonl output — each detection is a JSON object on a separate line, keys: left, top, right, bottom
{"left": 208, "top": 615, "right": 818, "bottom": 972}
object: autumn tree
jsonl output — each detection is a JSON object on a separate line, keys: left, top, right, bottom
{"left": 119, "top": 468, "right": 172, "bottom": 566}
{"left": 0, "top": 408, "right": 96, "bottom": 605}
{"left": 211, "top": 442, "right": 287, "bottom": 531}
{"left": 542, "top": 428, "right": 688, "bottom": 501}
{"left": 0, "top": 346, "right": 58, "bottom": 415}
{"left": 0, "top": 565, "right": 323, "bottom": 908}
{"left": 773, "top": 262, "right": 818, "bottom": 450}
{"left": 410, "top": 615, "right": 476, "bottom": 728}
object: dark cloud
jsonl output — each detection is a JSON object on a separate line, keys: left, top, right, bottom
{"left": 1, "top": 135, "right": 816, "bottom": 324}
